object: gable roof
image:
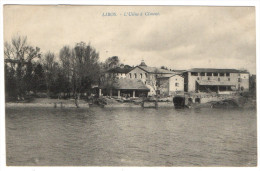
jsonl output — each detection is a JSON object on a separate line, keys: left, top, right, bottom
{"left": 114, "top": 78, "right": 150, "bottom": 90}
{"left": 187, "top": 68, "right": 249, "bottom": 73}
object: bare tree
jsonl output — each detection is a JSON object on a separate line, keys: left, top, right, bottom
{"left": 4, "top": 35, "right": 41, "bottom": 99}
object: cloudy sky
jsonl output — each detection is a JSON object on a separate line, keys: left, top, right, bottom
{"left": 4, "top": 5, "right": 256, "bottom": 73}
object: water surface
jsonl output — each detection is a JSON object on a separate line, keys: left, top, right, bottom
{"left": 6, "top": 107, "right": 257, "bottom": 166}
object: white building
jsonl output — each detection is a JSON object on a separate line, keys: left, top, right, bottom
{"left": 183, "top": 68, "right": 250, "bottom": 93}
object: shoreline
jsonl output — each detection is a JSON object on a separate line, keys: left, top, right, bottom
{"left": 5, "top": 101, "right": 175, "bottom": 108}
{"left": 5, "top": 95, "right": 256, "bottom": 109}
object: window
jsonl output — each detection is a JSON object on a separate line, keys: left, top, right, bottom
{"left": 208, "top": 77, "right": 210, "bottom": 80}
{"left": 200, "top": 72, "right": 205, "bottom": 76}
{"left": 238, "top": 78, "right": 241, "bottom": 82}
{"left": 140, "top": 73, "right": 142, "bottom": 79}
{"left": 144, "top": 81, "right": 146, "bottom": 84}
{"left": 129, "top": 73, "right": 132, "bottom": 78}
{"left": 197, "top": 77, "right": 200, "bottom": 80}
{"left": 134, "top": 73, "right": 137, "bottom": 78}
{"left": 228, "top": 78, "right": 230, "bottom": 81}
{"left": 206, "top": 72, "right": 212, "bottom": 76}
{"left": 213, "top": 73, "right": 218, "bottom": 76}
{"left": 219, "top": 73, "right": 224, "bottom": 77}
{"left": 218, "top": 78, "right": 220, "bottom": 81}
{"left": 145, "top": 73, "right": 148, "bottom": 78}
{"left": 121, "top": 73, "right": 123, "bottom": 76}
{"left": 191, "top": 72, "right": 198, "bottom": 76}
{"left": 175, "top": 83, "right": 179, "bottom": 87}
{"left": 226, "top": 73, "right": 230, "bottom": 77}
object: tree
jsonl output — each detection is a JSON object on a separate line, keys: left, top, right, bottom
{"left": 5, "top": 64, "right": 17, "bottom": 100}
{"left": 99, "top": 71, "right": 118, "bottom": 96}
{"left": 104, "top": 56, "right": 120, "bottom": 69}
{"left": 32, "top": 64, "right": 46, "bottom": 94}
{"left": 4, "top": 35, "right": 41, "bottom": 99}
{"left": 23, "top": 61, "right": 33, "bottom": 92}
{"left": 42, "top": 52, "right": 59, "bottom": 97}
{"left": 73, "top": 42, "right": 100, "bottom": 98}
{"left": 59, "top": 46, "right": 73, "bottom": 97}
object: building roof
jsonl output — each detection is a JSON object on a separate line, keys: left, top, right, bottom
{"left": 197, "top": 80, "right": 236, "bottom": 86}
{"left": 172, "top": 70, "right": 186, "bottom": 73}
{"left": 136, "top": 65, "right": 175, "bottom": 74}
{"left": 106, "top": 66, "right": 133, "bottom": 73}
{"left": 187, "top": 68, "right": 249, "bottom": 73}
{"left": 114, "top": 78, "right": 150, "bottom": 90}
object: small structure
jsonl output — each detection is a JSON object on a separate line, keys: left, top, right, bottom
{"left": 157, "top": 74, "right": 184, "bottom": 96}
{"left": 99, "top": 78, "right": 150, "bottom": 98}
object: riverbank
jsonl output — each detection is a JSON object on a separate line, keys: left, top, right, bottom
{"left": 5, "top": 97, "right": 174, "bottom": 109}
{"left": 5, "top": 98, "right": 89, "bottom": 108}
{"left": 5, "top": 94, "right": 256, "bottom": 109}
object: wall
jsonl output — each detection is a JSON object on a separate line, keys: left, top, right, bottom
{"left": 157, "top": 75, "right": 184, "bottom": 96}
{"left": 127, "top": 67, "right": 157, "bottom": 95}
{"left": 105, "top": 72, "right": 127, "bottom": 79}
{"left": 186, "top": 72, "right": 250, "bottom": 92}
{"left": 169, "top": 75, "right": 184, "bottom": 95}
{"left": 127, "top": 67, "right": 148, "bottom": 82}
{"left": 239, "top": 73, "right": 249, "bottom": 91}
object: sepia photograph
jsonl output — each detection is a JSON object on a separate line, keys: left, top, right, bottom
{"left": 2, "top": 4, "right": 257, "bottom": 167}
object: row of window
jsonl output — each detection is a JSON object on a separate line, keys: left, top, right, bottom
{"left": 129, "top": 73, "right": 148, "bottom": 79}
{"left": 197, "top": 77, "right": 242, "bottom": 82}
{"left": 191, "top": 72, "right": 230, "bottom": 77}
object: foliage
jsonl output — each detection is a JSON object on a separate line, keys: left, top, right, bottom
{"left": 4, "top": 36, "right": 103, "bottom": 102}
{"left": 4, "top": 35, "right": 41, "bottom": 99}
{"left": 73, "top": 42, "right": 100, "bottom": 95}
{"left": 104, "top": 56, "right": 120, "bottom": 69}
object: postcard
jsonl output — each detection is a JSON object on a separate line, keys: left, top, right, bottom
{"left": 2, "top": 4, "right": 258, "bottom": 168}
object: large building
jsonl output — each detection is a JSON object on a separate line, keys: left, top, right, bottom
{"left": 183, "top": 68, "right": 250, "bottom": 93}
{"left": 99, "top": 61, "right": 185, "bottom": 97}
{"left": 126, "top": 61, "right": 184, "bottom": 96}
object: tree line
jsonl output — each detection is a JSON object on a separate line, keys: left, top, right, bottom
{"left": 4, "top": 35, "right": 121, "bottom": 101}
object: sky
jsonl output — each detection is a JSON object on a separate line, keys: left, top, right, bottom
{"left": 4, "top": 5, "right": 256, "bottom": 74}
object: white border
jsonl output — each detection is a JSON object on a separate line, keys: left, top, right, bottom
{"left": 0, "top": 1, "right": 259, "bottom": 171}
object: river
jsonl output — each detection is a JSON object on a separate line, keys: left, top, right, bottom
{"left": 6, "top": 107, "right": 257, "bottom": 166}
